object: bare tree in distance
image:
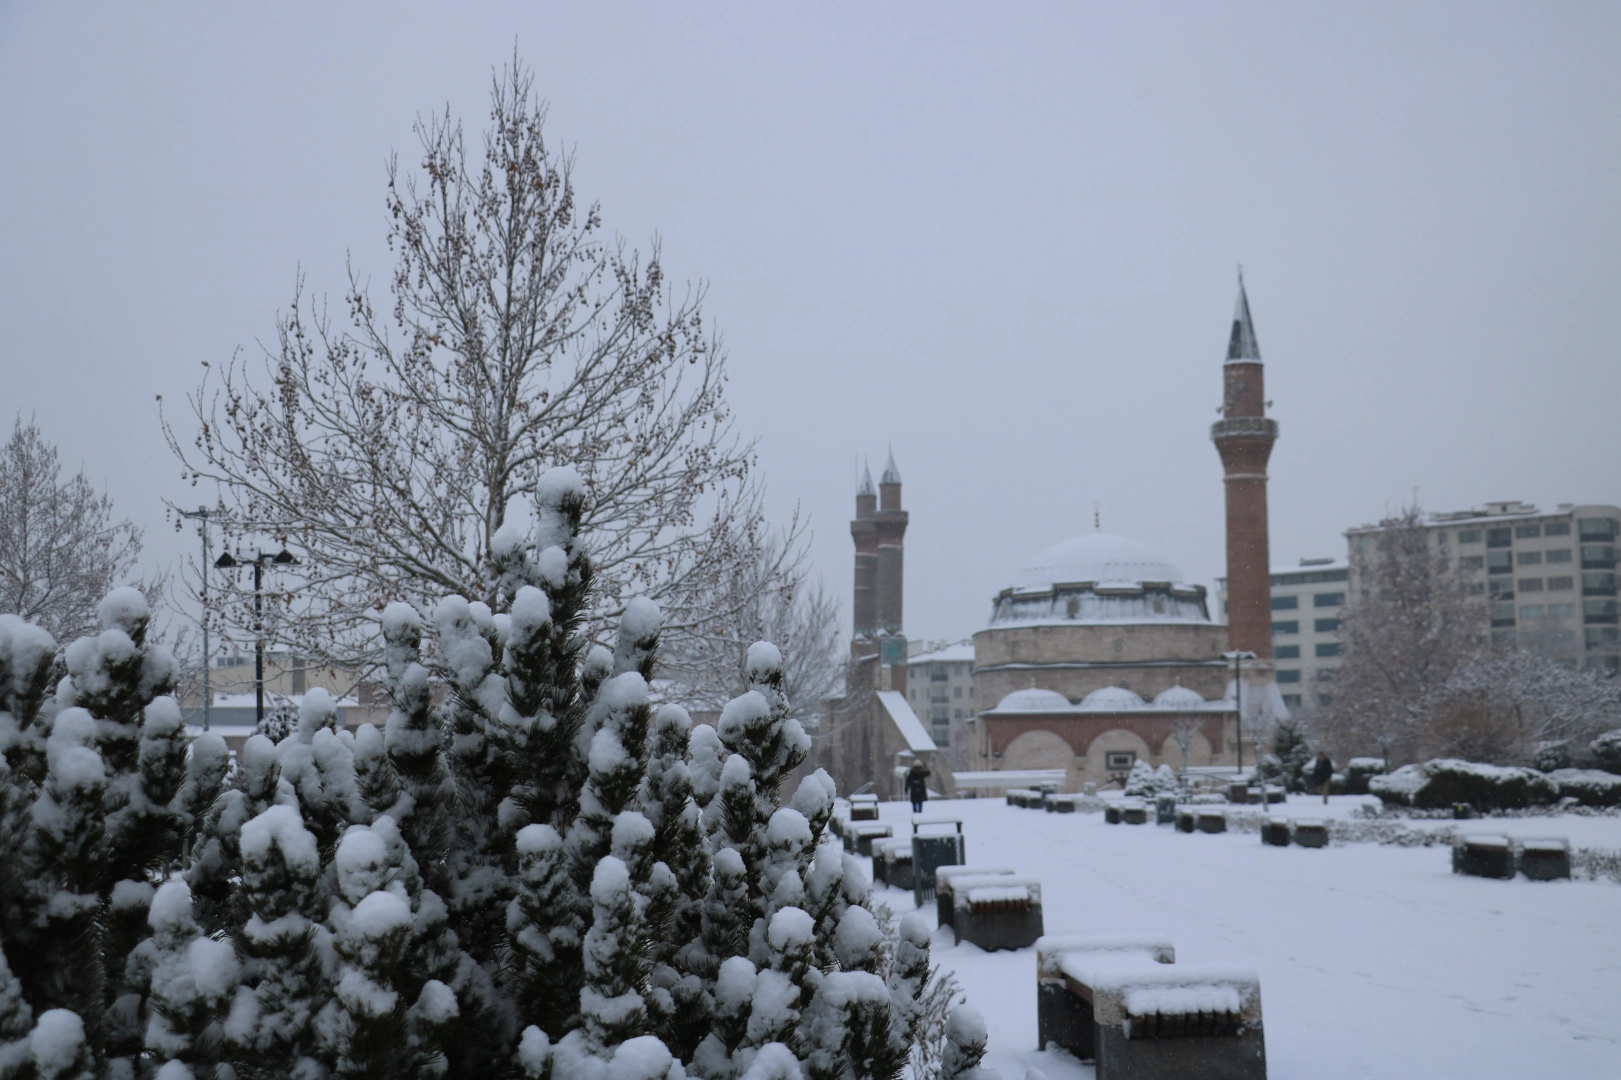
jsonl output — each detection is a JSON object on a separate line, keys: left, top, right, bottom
{"left": 1424, "top": 650, "right": 1621, "bottom": 766}
{"left": 163, "top": 57, "right": 801, "bottom": 677}
{"left": 1168, "top": 716, "right": 1203, "bottom": 777}
{"left": 0, "top": 415, "right": 162, "bottom": 642}
{"left": 1319, "top": 502, "right": 1485, "bottom": 764}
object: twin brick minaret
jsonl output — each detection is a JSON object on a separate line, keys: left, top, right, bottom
{"left": 850, "top": 449, "right": 908, "bottom": 670}
{"left": 1212, "top": 272, "right": 1279, "bottom": 661}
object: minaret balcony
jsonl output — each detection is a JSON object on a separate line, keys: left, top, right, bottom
{"left": 1210, "top": 416, "right": 1279, "bottom": 442}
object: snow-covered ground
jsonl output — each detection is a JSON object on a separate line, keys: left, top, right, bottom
{"left": 862, "top": 796, "right": 1621, "bottom": 1080}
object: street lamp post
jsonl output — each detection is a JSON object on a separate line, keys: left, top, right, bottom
{"left": 178, "top": 507, "right": 215, "bottom": 731}
{"left": 1222, "top": 649, "right": 1258, "bottom": 777}
{"left": 214, "top": 548, "right": 298, "bottom": 727}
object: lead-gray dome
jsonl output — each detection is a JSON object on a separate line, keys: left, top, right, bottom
{"left": 994, "top": 688, "right": 1073, "bottom": 712}
{"left": 1012, "top": 532, "right": 1185, "bottom": 591}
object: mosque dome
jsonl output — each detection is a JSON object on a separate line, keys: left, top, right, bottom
{"left": 993, "top": 688, "right": 1074, "bottom": 712}
{"left": 1011, "top": 532, "right": 1186, "bottom": 591}
{"left": 1080, "top": 686, "right": 1147, "bottom": 711}
{"left": 1152, "top": 685, "right": 1207, "bottom": 710}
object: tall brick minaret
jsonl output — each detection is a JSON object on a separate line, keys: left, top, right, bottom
{"left": 1212, "top": 271, "right": 1278, "bottom": 661}
{"left": 849, "top": 449, "right": 909, "bottom": 681}
{"left": 850, "top": 462, "right": 879, "bottom": 646}
{"left": 875, "top": 448, "right": 907, "bottom": 638}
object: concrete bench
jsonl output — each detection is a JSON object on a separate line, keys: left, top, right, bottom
{"left": 952, "top": 874, "right": 1044, "bottom": 951}
{"left": 1292, "top": 820, "right": 1328, "bottom": 848}
{"left": 1037, "top": 935, "right": 1176, "bottom": 1061}
{"left": 846, "top": 821, "right": 892, "bottom": 857}
{"left": 848, "top": 794, "right": 880, "bottom": 822}
{"left": 935, "top": 865, "right": 1015, "bottom": 928}
{"left": 1105, "top": 803, "right": 1124, "bottom": 824}
{"left": 1452, "top": 834, "right": 1514, "bottom": 879}
{"left": 1518, "top": 837, "right": 1571, "bottom": 881}
{"left": 1260, "top": 817, "right": 1290, "bottom": 847}
{"left": 1196, "top": 810, "right": 1227, "bottom": 834}
{"left": 1047, "top": 945, "right": 1266, "bottom": 1080}
{"left": 1120, "top": 799, "right": 1149, "bottom": 825}
{"left": 871, "top": 837, "right": 912, "bottom": 889}
{"left": 1175, "top": 809, "right": 1196, "bottom": 834}
{"left": 1046, "top": 793, "right": 1083, "bottom": 813}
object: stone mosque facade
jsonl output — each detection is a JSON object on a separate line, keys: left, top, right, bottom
{"left": 817, "top": 274, "right": 1284, "bottom": 795}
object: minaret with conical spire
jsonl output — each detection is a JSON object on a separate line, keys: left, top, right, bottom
{"left": 851, "top": 460, "right": 879, "bottom": 643}
{"left": 875, "top": 446, "right": 907, "bottom": 638}
{"left": 1212, "top": 269, "right": 1279, "bottom": 661}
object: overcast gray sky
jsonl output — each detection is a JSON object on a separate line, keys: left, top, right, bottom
{"left": 2, "top": 2, "right": 1618, "bottom": 646}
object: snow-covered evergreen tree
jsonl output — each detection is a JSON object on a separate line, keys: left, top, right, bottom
{"left": 126, "top": 880, "right": 239, "bottom": 1075}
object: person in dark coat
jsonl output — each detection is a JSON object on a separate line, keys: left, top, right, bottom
{"left": 905, "top": 762, "right": 931, "bottom": 813}
{"left": 1311, "top": 751, "right": 1334, "bottom": 804}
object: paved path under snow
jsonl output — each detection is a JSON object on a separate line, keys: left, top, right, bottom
{"left": 865, "top": 797, "right": 1621, "bottom": 1080}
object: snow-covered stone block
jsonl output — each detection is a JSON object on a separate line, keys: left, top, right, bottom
{"left": 1195, "top": 810, "right": 1227, "bottom": 834}
{"left": 1291, "top": 820, "right": 1328, "bottom": 849}
{"left": 1260, "top": 818, "right": 1290, "bottom": 847}
{"left": 952, "top": 874, "right": 1044, "bottom": 951}
{"left": 1452, "top": 834, "right": 1515, "bottom": 879}
{"left": 1036, "top": 935, "right": 1177, "bottom": 1062}
{"left": 934, "top": 865, "right": 1015, "bottom": 928}
{"left": 1120, "top": 799, "right": 1149, "bottom": 825}
{"left": 1517, "top": 837, "right": 1572, "bottom": 881}
{"left": 844, "top": 821, "right": 892, "bottom": 856}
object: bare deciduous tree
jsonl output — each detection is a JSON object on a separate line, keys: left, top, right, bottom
{"left": 0, "top": 416, "right": 158, "bottom": 642}
{"left": 1319, "top": 503, "right": 1485, "bottom": 763}
{"left": 1425, "top": 650, "right": 1621, "bottom": 765}
{"left": 1168, "top": 716, "right": 1203, "bottom": 776}
{"left": 163, "top": 59, "right": 797, "bottom": 678}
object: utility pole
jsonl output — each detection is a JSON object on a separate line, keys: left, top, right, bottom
{"left": 179, "top": 507, "right": 214, "bottom": 731}
{"left": 214, "top": 548, "right": 298, "bottom": 727}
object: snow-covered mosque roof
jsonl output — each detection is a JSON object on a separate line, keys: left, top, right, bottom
{"left": 988, "top": 531, "right": 1211, "bottom": 627}
{"left": 1010, "top": 532, "right": 1187, "bottom": 592}
{"left": 985, "top": 685, "right": 1230, "bottom": 714}
{"left": 994, "top": 688, "right": 1072, "bottom": 712}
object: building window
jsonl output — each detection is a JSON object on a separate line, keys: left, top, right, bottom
{"left": 1276, "top": 645, "right": 1300, "bottom": 659}
{"left": 1579, "top": 518, "right": 1620, "bottom": 541}
{"left": 1520, "top": 578, "right": 1544, "bottom": 591}
{"left": 1315, "top": 618, "right": 1341, "bottom": 633}
{"left": 1273, "top": 620, "right": 1299, "bottom": 634}
{"left": 1516, "top": 524, "right": 1541, "bottom": 538}
{"left": 1316, "top": 668, "right": 1338, "bottom": 681}
{"left": 1315, "top": 642, "right": 1342, "bottom": 657}
{"left": 1492, "top": 602, "right": 1516, "bottom": 625}
{"left": 1276, "top": 670, "right": 1301, "bottom": 684}
{"left": 1487, "top": 551, "right": 1512, "bottom": 573}
{"left": 1584, "top": 572, "right": 1617, "bottom": 595}
{"left": 1282, "top": 694, "right": 1302, "bottom": 707}
{"left": 1550, "top": 603, "right": 1577, "bottom": 618}
{"left": 1459, "top": 556, "right": 1484, "bottom": 570}
{"left": 1486, "top": 527, "right": 1513, "bottom": 548}
{"left": 1272, "top": 595, "right": 1299, "bottom": 610}
{"left": 954, "top": 709, "right": 964, "bottom": 720}
{"left": 1588, "top": 627, "right": 1621, "bottom": 648}
{"left": 1547, "top": 576, "right": 1575, "bottom": 591}
{"left": 1584, "top": 599, "right": 1618, "bottom": 622}
{"left": 1546, "top": 549, "right": 1572, "bottom": 563}
{"left": 1517, "top": 551, "right": 1542, "bottom": 565}
{"left": 1520, "top": 605, "right": 1546, "bottom": 620}
{"left": 953, "top": 686, "right": 962, "bottom": 698}
{"left": 1458, "top": 529, "right": 1482, "bottom": 543}
{"left": 1314, "top": 592, "right": 1344, "bottom": 607}
{"left": 932, "top": 723, "right": 950, "bottom": 747}
{"left": 1582, "top": 546, "right": 1618, "bottom": 568}
{"left": 1545, "top": 521, "right": 1572, "bottom": 536}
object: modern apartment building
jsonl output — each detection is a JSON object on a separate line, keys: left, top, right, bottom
{"left": 1346, "top": 501, "right": 1620, "bottom": 673}
{"left": 905, "top": 639, "right": 975, "bottom": 751}
{"left": 1216, "top": 557, "right": 1348, "bottom": 713}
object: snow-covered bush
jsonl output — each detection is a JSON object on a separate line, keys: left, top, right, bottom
{"left": 1368, "top": 758, "right": 1560, "bottom": 810}
{"left": 1121, "top": 761, "right": 1177, "bottom": 799}
{"left": 0, "top": 472, "right": 991, "bottom": 1079}
{"left": 1341, "top": 758, "right": 1386, "bottom": 796}
{"left": 1547, "top": 768, "right": 1621, "bottom": 808}
{"left": 1591, "top": 729, "right": 1621, "bottom": 775}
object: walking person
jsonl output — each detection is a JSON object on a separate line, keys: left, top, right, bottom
{"left": 906, "top": 761, "right": 931, "bottom": 814}
{"left": 1311, "top": 751, "right": 1334, "bottom": 805}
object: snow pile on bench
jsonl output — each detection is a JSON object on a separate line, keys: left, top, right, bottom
{"left": 952, "top": 874, "right": 1041, "bottom": 910}
{"left": 1078, "top": 962, "right": 1262, "bottom": 1027}
{"left": 965, "top": 884, "right": 1030, "bottom": 905}
{"left": 1037, "top": 934, "right": 1176, "bottom": 979}
{"left": 1123, "top": 984, "right": 1243, "bottom": 1018}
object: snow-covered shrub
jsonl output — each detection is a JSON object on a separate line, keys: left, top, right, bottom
{"left": 0, "top": 470, "right": 987, "bottom": 1079}
{"left": 1591, "top": 729, "right": 1621, "bottom": 775}
{"left": 1547, "top": 768, "right": 1621, "bottom": 808}
{"left": 1341, "top": 758, "right": 1386, "bottom": 796}
{"left": 1121, "top": 761, "right": 1177, "bottom": 799}
{"left": 1368, "top": 758, "right": 1559, "bottom": 810}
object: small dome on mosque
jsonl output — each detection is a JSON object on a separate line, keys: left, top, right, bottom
{"left": 994, "top": 688, "right": 1074, "bottom": 712}
{"left": 1080, "top": 686, "right": 1148, "bottom": 711}
{"left": 1153, "top": 685, "right": 1207, "bottom": 710}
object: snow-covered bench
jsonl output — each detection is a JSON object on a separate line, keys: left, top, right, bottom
{"left": 1452, "top": 834, "right": 1514, "bottom": 879}
{"left": 1007, "top": 788, "right": 1042, "bottom": 808}
{"left": 1175, "top": 809, "right": 1196, "bottom": 834}
{"left": 1260, "top": 817, "right": 1290, "bottom": 847}
{"left": 1120, "top": 799, "right": 1149, "bottom": 825}
{"left": 1039, "top": 937, "right": 1266, "bottom": 1079}
{"left": 1037, "top": 935, "right": 1176, "bottom": 1061}
{"left": 1196, "top": 810, "right": 1227, "bottom": 834}
{"left": 1046, "top": 793, "right": 1084, "bottom": 813}
{"left": 845, "top": 821, "right": 892, "bottom": 857}
{"left": 1518, "top": 837, "right": 1571, "bottom": 881}
{"left": 934, "top": 865, "right": 1015, "bottom": 928}
{"left": 848, "top": 793, "right": 880, "bottom": 821}
{"left": 1292, "top": 819, "right": 1328, "bottom": 848}
{"left": 871, "top": 837, "right": 913, "bottom": 889}
{"left": 951, "top": 874, "right": 1044, "bottom": 951}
